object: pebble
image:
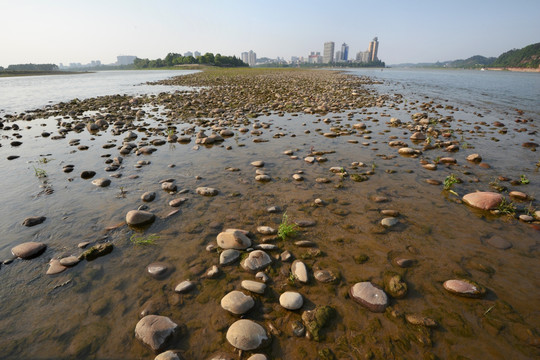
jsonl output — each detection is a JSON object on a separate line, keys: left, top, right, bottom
{"left": 242, "top": 250, "right": 272, "bottom": 272}
{"left": 11, "top": 242, "right": 46, "bottom": 259}
{"left": 255, "top": 272, "right": 270, "bottom": 283}
{"left": 161, "top": 182, "right": 177, "bottom": 192}
{"left": 314, "top": 269, "right": 338, "bottom": 283}
{"left": 59, "top": 255, "right": 80, "bottom": 267}
{"left": 80, "top": 170, "right": 96, "bottom": 179}
{"left": 443, "top": 279, "right": 486, "bottom": 298}
{"left": 146, "top": 262, "right": 172, "bottom": 279}
{"left": 221, "top": 291, "right": 255, "bottom": 315}
{"left": 126, "top": 210, "right": 156, "bottom": 226}
{"left": 141, "top": 191, "right": 156, "bottom": 202}
{"left": 217, "top": 230, "right": 251, "bottom": 250}
{"left": 381, "top": 217, "right": 399, "bottom": 228}
{"left": 255, "top": 174, "right": 271, "bottom": 182}
{"left": 291, "top": 260, "right": 309, "bottom": 283}
{"left": 22, "top": 216, "right": 46, "bottom": 227}
{"left": 175, "top": 280, "right": 195, "bottom": 293}
{"left": 226, "top": 319, "right": 269, "bottom": 351}
{"left": 394, "top": 257, "right": 415, "bottom": 268}
{"left": 466, "top": 153, "right": 482, "bottom": 163}
{"left": 241, "top": 280, "right": 266, "bottom": 294}
{"left": 486, "top": 236, "right": 512, "bottom": 250}
{"left": 79, "top": 243, "right": 113, "bottom": 261}
{"left": 169, "top": 198, "right": 187, "bottom": 207}
{"left": 247, "top": 355, "right": 268, "bottom": 360}
{"left": 46, "top": 259, "right": 67, "bottom": 275}
{"left": 381, "top": 209, "right": 399, "bottom": 217}
{"left": 422, "top": 163, "right": 437, "bottom": 171}
{"left": 519, "top": 214, "right": 534, "bottom": 222}
{"left": 196, "top": 187, "right": 218, "bottom": 196}
{"left": 251, "top": 161, "right": 264, "bottom": 167}
{"left": 280, "top": 250, "right": 293, "bottom": 262}
{"left": 426, "top": 179, "right": 441, "bottom": 185}
{"left": 405, "top": 314, "right": 438, "bottom": 327}
{"left": 91, "top": 178, "right": 111, "bottom": 187}
{"left": 257, "top": 226, "right": 276, "bottom": 235}
{"left": 220, "top": 249, "right": 241, "bottom": 265}
{"left": 135, "top": 315, "right": 178, "bottom": 351}
{"left": 462, "top": 192, "right": 503, "bottom": 210}
{"left": 279, "top": 291, "right": 303, "bottom": 310}
{"left": 206, "top": 265, "right": 220, "bottom": 278}
{"left": 295, "top": 219, "right": 316, "bottom": 227}
{"left": 509, "top": 191, "right": 528, "bottom": 200}
{"left": 292, "top": 174, "right": 303, "bottom": 181}
{"left": 349, "top": 282, "right": 389, "bottom": 312}
{"left": 155, "top": 351, "right": 180, "bottom": 360}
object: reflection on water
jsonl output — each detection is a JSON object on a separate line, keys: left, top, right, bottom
{"left": 0, "top": 74, "right": 539, "bottom": 359}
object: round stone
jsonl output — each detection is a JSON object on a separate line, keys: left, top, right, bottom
{"left": 466, "top": 153, "right": 482, "bottom": 163}
{"left": 314, "top": 270, "right": 338, "bottom": 283}
{"left": 226, "top": 319, "right": 269, "bottom": 351}
{"left": 161, "top": 182, "right": 177, "bottom": 192}
{"left": 221, "top": 291, "right": 255, "bottom": 315}
{"left": 126, "top": 210, "right": 155, "bottom": 226}
{"left": 59, "top": 255, "right": 80, "bottom": 267}
{"left": 141, "top": 191, "right": 156, "bottom": 202}
{"left": 256, "top": 226, "right": 276, "bottom": 235}
{"left": 255, "top": 174, "right": 271, "bottom": 182}
{"left": 22, "top": 216, "right": 46, "bottom": 227}
{"left": 251, "top": 161, "right": 264, "bottom": 167}
{"left": 291, "top": 260, "right": 309, "bottom": 283}
{"left": 169, "top": 198, "right": 187, "bottom": 207}
{"left": 443, "top": 279, "right": 486, "bottom": 298}
{"left": 217, "top": 230, "right": 251, "bottom": 250}
{"left": 91, "top": 178, "right": 111, "bottom": 187}
{"left": 349, "top": 282, "right": 389, "bottom": 313}
{"left": 174, "top": 280, "right": 195, "bottom": 293}
{"left": 486, "top": 236, "right": 512, "bottom": 250}
{"left": 462, "top": 192, "right": 504, "bottom": 210}
{"left": 154, "top": 350, "right": 180, "bottom": 360}
{"left": 135, "top": 315, "right": 178, "bottom": 351}
{"left": 241, "top": 280, "right": 266, "bottom": 294}
{"left": 381, "top": 217, "right": 399, "bottom": 228}
{"left": 80, "top": 170, "right": 96, "bottom": 179}
{"left": 220, "top": 249, "right": 241, "bottom": 265}
{"left": 241, "top": 250, "right": 272, "bottom": 272}
{"left": 196, "top": 187, "right": 218, "bottom": 196}
{"left": 11, "top": 242, "right": 46, "bottom": 259}
{"left": 279, "top": 291, "right": 303, "bottom": 310}
{"left": 147, "top": 262, "right": 171, "bottom": 279}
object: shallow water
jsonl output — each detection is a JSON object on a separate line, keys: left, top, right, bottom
{"left": 0, "top": 70, "right": 539, "bottom": 359}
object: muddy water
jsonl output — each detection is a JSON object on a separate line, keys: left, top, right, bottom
{"left": 0, "top": 74, "right": 539, "bottom": 360}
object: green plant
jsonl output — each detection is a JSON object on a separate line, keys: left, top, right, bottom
{"left": 520, "top": 175, "right": 529, "bottom": 184}
{"left": 443, "top": 174, "right": 459, "bottom": 193}
{"left": 497, "top": 198, "right": 516, "bottom": 215}
{"left": 525, "top": 202, "right": 537, "bottom": 216}
{"left": 33, "top": 166, "right": 47, "bottom": 178}
{"left": 117, "top": 186, "right": 127, "bottom": 198}
{"left": 130, "top": 233, "right": 159, "bottom": 246}
{"left": 39, "top": 157, "right": 54, "bottom": 164}
{"left": 278, "top": 212, "right": 297, "bottom": 241}
{"left": 166, "top": 128, "right": 175, "bottom": 136}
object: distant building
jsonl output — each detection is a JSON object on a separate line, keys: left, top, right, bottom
{"left": 90, "top": 60, "right": 101, "bottom": 67}
{"left": 194, "top": 51, "right": 201, "bottom": 58}
{"left": 335, "top": 51, "right": 342, "bottom": 63}
{"left": 323, "top": 42, "right": 334, "bottom": 64}
{"left": 308, "top": 51, "right": 322, "bottom": 64}
{"left": 341, "top": 43, "right": 349, "bottom": 61}
{"left": 368, "top": 37, "right": 379, "bottom": 62}
{"left": 248, "top": 50, "right": 256, "bottom": 66}
{"left": 183, "top": 51, "right": 193, "bottom": 57}
{"left": 116, "top": 55, "right": 136, "bottom": 65}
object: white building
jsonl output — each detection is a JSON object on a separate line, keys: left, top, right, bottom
{"left": 323, "top": 42, "right": 335, "bottom": 64}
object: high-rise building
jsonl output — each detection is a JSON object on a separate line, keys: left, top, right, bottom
{"left": 323, "top": 42, "right": 334, "bottom": 64}
{"left": 116, "top": 55, "right": 136, "bottom": 65}
{"left": 308, "top": 51, "right": 322, "bottom": 64}
{"left": 248, "top": 50, "right": 256, "bottom": 66}
{"left": 183, "top": 51, "right": 193, "bottom": 57}
{"left": 368, "top": 37, "right": 379, "bottom": 62}
{"left": 341, "top": 43, "right": 349, "bottom": 61}
{"left": 241, "top": 52, "right": 249, "bottom": 65}
{"left": 194, "top": 51, "right": 201, "bottom": 57}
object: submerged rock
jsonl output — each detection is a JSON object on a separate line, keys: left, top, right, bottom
{"left": 22, "top": 216, "right": 46, "bottom": 227}
{"left": 383, "top": 273, "right": 408, "bottom": 299}
{"left": 226, "top": 319, "right": 270, "bottom": 351}
{"left": 349, "top": 282, "right": 389, "bottom": 312}
{"left": 79, "top": 243, "right": 113, "bottom": 261}
{"left": 462, "top": 192, "right": 503, "bottom": 210}
{"left": 135, "top": 315, "right": 178, "bottom": 352}
{"left": 11, "top": 242, "right": 46, "bottom": 259}
{"left": 126, "top": 210, "right": 156, "bottom": 226}
{"left": 196, "top": 187, "right": 218, "bottom": 196}
{"left": 443, "top": 279, "right": 486, "bottom": 298}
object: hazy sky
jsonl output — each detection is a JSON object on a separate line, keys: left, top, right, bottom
{"left": 1, "top": 0, "right": 539, "bottom": 67}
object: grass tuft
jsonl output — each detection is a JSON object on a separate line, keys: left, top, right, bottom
{"left": 130, "top": 233, "right": 159, "bottom": 246}
{"left": 278, "top": 212, "right": 297, "bottom": 241}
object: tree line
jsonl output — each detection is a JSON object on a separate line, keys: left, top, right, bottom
{"left": 133, "top": 52, "right": 247, "bottom": 68}
{"left": 1, "top": 63, "right": 59, "bottom": 72}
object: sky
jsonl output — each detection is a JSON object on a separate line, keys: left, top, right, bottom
{"left": 1, "top": 0, "right": 539, "bottom": 67}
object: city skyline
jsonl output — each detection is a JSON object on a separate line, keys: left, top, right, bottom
{"left": 1, "top": 0, "right": 539, "bottom": 67}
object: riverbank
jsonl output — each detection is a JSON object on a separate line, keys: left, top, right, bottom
{"left": 0, "top": 67, "right": 538, "bottom": 359}
{"left": 487, "top": 67, "right": 540, "bottom": 73}
{"left": 0, "top": 70, "right": 91, "bottom": 77}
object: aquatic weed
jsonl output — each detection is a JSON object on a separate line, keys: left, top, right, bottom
{"left": 130, "top": 233, "right": 159, "bottom": 246}
{"left": 520, "top": 174, "right": 529, "bottom": 184}
{"left": 33, "top": 166, "right": 47, "bottom": 178}
{"left": 278, "top": 212, "right": 297, "bottom": 241}
{"left": 497, "top": 198, "right": 516, "bottom": 215}
{"left": 443, "top": 173, "right": 459, "bottom": 193}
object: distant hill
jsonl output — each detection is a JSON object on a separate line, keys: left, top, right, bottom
{"left": 390, "top": 42, "right": 540, "bottom": 69}
{"left": 491, "top": 43, "right": 540, "bottom": 68}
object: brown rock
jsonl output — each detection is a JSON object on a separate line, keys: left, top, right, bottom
{"left": 462, "top": 192, "right": 503, "bottom": 210}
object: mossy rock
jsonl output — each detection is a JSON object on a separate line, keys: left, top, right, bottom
{"left": 301, "top": 305, "right": 336, "bottom": 341}
{"left": 79, "top": 243, "right": 113, "bottom": 261}
{"left": 384, "top": 272, "right": 408, "bottom": 299}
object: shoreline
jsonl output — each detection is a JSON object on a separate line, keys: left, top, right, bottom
{"left": 486, "top": 67, "right": 540, "bottom": 73}
{"left": 0, "top": 70, "right": 92, "bottom": 78}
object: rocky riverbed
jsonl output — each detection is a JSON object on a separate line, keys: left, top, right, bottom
{"left": 0, "top": 68, "right": 539, "bottom": 359}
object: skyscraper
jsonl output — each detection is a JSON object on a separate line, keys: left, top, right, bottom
{"left": 341, "top": 43, "right": 349, "bottom": 61}
{"left": 323, "top": 42, "right": 335, "bottom": 64}
{"left": 241, "top": 51, "right": 257, "bottom": 66}
{"left": 368, "top": 37, "right": 379, "bottom": 62}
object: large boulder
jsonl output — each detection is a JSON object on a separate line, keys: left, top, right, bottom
{"left": 462, "top": 192, "right": 504, "bottom": 210}
{"left": 135, "top": 315, "right": 178, "bottom": 352}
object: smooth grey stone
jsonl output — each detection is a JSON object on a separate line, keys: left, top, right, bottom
{"left": 135, "top": 315, "right": 178, "bottom": 351}
{"left": 291, "top": 260, "right": 309, "bottom": 283}
{"left": 242, "top": 250, "right": 272, "bottom": 272}
{"left": 349, "top": 282, "right": 389, "bottom": 312}
{"left": 220, "top": 249, "right": 240, "bottom": 265}
{"left": 226, "top": 320, "right": 269, "bottom": 351}
{"left": 174, "top": 280, "right": 195, "bottom": 293}
{"left": 279, "top": 291, "right": 303, "bottom": 310}
{"left": 11, "top": 242, "right": 46, "bottom": 259}
{"left": 221, "top": 291, "right": 255, "bottom": 315}
{"left": 241, "top": 280, "right": 266, "bottom": 294}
